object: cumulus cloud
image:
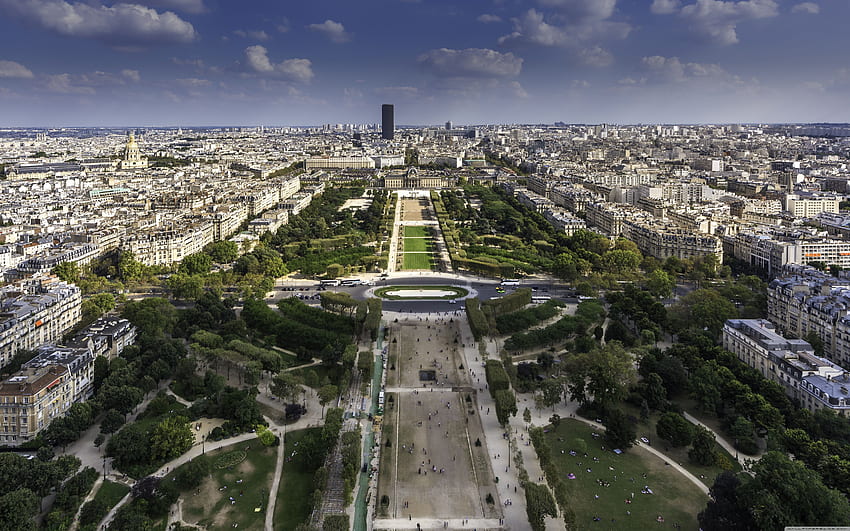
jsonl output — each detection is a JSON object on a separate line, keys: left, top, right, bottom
{"left": 579, "top": 46, "right": 613, "bottom": 67}
{"left": 679, "top": 0, "right": 778, "bottom": 45}
{"left": 242, "top": 45, "right": 314, "bottom": 83}
{"left": 791, "top": 2, "right": 819, "bottom": 14}
{"left": 0, "top": 0, "right": 197, "bottom": 47}
{"left": 651, "top": 0, "right": 681, "bottom": 14}
{"left": 121, "top": 69, "right": 141, "bottom": 82}
{"left": 509, "top": 81, "right": 529, "bottom": 99}
{"left": 307, "top": 20, "right": 351, "bottom": 43}
{"left": 135, "top": 0, "right": 204, "bottom": 14}
{"left": 0, "top": 60, "right": 34, "bottom": 78}
{"left": 642, "top": 55, "right": 731, "bottom": 82}
{"left": 477, "top": 13, "right": 502, "bottom": 23}
{"left": 499, "top": 6, "right": 630, "bottom": 47}
{"left": 417, "top": 48, "right": 523, "bottom": 78}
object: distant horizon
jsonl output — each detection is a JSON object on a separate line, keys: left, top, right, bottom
{"left": 3, "top": 122, "right": 850, "bottom": 131}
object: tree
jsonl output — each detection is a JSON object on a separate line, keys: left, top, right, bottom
{"left": 698, "top": 471, "right": 754, "bottom": 531}
{"left": 728, "top": 416, "right": 756, "bottom": 452}
{"left": 256, "top": 425, "right": 276, "bottom": 447}
{"left": 175, "top": 457, "right": 210, "bottom": 490}
{"left": 670, "top": 289, "right": 737, "bottom": 338}
{"left": 645, "top": 268, "right": 675, "bottom": 299}
{"left": 642, "top": 372, "right": 668, "bottom": 411}
{"left": 51, "top": 261, "right": 80, "bottom": 283}
{"left": 0, "top": 488, "right": 39, "bottom": 531}
{"left": 150, "top": 416, "right": 194, "bottom": 462}
{"left": 494, "top": 389, "right": 518, "bottom": 426}
{"left": 656, "top": 412, "right": 694, "bottom": 447}
{"left": 179, "top": 252, "right": 212, "bottom": 276}
{"left": 524, "top": 482, "right": 557, "bottom": 531}
{"left": 688, "top": 426, "right": 718, "bottom": 466}
{"left": 604, "top": 409, "right": 636, "bottom": 449}
{"left": 523, "top": 407, "right": 532, "bottom": 426}
{"left": 317, "top": 385, "right": 339, "bottom": 416}
{"left": 564, "top": 342, "right": 636, "bottom": 408}
{"left": 326, "top": 263, "right": 345, "bottom": 278}
{"left": 271, "top": 373, "right": 301, "bottom": 403}
{"left": 100, "top": 409, "right": 125, "bottom": 434}
{"left": 738, "top": 451, "right": 850, "bottom": 529}
{"left": 117, "top": 251, "right": 145, "bottom": 281}
{"left": 539, "top": 378, "right": 562, "bottom": 410}
{"left": 205, "top": 240, "right": 239, "bottom": 264}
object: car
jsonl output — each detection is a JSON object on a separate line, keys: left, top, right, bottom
{"left": 640, "top": 437, "right": 650, "bottom": 444}
{"left": 448, "top": 300, "right": 456, "bottom": 304}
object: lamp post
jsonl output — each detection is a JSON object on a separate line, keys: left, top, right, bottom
{"left": 102, "top": 455, "right": 107, "bottom": 481}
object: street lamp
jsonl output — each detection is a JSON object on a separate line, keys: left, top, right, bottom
{"left": 102, "top": 455, "right": 106, "bottom": 480}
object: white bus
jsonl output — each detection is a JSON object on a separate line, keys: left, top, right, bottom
{"left": 500, "top": 279, "right": 520, "bottom": 286}
{"left": 320, "top": 279, "right": 341, "bottom": 287}
{"left": 378, "top": 391, "right": 385, "bottom": 405}
{"left": 340, "top": 278, "right": 361, "bottom": 287}
{"left": 531, "top": 296, "right": 551, "bottom": 304}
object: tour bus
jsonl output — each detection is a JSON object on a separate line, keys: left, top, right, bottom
{"left": 320, "top": 279, "right": 341, "bottom": 287}
{"left": 340, "top": 278, "right": 361, "bottom": 287}
{"left": 378, "top": 391, "right": 385, "bottom": 406}
{"left": 531, "top": 295, "right": 552, "bottom": 304}
{"left": 500, "top": 278, "right": 520, "bottom": 286}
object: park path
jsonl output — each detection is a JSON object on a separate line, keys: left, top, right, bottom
{"left": 682, "top": 411, "right": 762, "bottom": 467}
{"left": 373, "top": 517, "right": 501, "bottom": 529}
{"left": 67, "top": 476, "right": 103, "bottom": 531}
{"left": 264, "top": 433, "right": 286, "bottom": 531}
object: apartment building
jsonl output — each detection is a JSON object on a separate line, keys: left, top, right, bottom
{"left": 0, "top": 277, "right": 81, "bottom": 370}
{"left": 723, "top": 319, "right": 850, "bottom": 416}
{"left": 622, "top": 219, "right": 723, "bottom": 262}
{"left": 0, "top": 364, "right": 71, "bottom": 445}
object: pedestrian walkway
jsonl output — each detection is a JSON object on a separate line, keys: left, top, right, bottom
{"left": 373, "top": 517, "right": 501, "bottom": 529}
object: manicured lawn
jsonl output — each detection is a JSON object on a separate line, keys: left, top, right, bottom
{"left": 274, "top": 428, "right": 323, "bottom": 529}
{"left": 403, "top": 226, "right": 429, "bottom": 238}
{"left": 544, "top": 420, "right": 707, "bottom": 530}
{"left": 403, "top": 237, "right": 431, "bottom": 252}
{"left": 94, "top": 480, "right": 130, "bottom": 510}
{"left": 402, "top": 253, "right": 433, "bottom": 270}
{"left": 289, "top": 364, "right": 341, "bottom": 389}
{"left": 180, "top": 441, "right": 277, "bottom": 530}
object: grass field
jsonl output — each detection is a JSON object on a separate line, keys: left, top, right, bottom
{"left": 402, "top": 252, "right": 433, "bottom": 270}
{"left": 79, "top": 480, "right": 131, "bottom": 531}
{"left": 180, "top": 442, "right": 277, "bottom": 530}
{"left": 274, "top": 428, "right": 323, "bottom": 529}
{"left": 544, "top": 420, "right": 707, "bottom": 530}
{"left": 403, "top": 226, "right": 429, "bottom": 238}
{"left": 402, "top": 237, "right": 431, "bottom": 252}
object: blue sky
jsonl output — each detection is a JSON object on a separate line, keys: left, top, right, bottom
{"left": 0, "top": 0, "right": 847, "bottom": 126}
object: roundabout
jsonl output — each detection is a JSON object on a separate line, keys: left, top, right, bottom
{"left": 372, "top": 285, "right": 470, "bottom": 300}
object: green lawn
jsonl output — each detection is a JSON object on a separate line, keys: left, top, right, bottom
{"left": 79, "top": 480, "right": 131, "bottom": 531}
{"left": 544, "top": 420, "right": 707, "bottom": 530}
{"left": 403, "top": 226, "right": 429, "bottom": 238}
{"left": 620, "top": 400, "right": 742, "bottom": 488}
{"left": 402, "top": 237, "right": 431, "bottom": 252}
{"left": 179, "top": 442, "right": 277, "bottom": 530}
{"left": 274, "top": 428, "right": 324, "bottom": 529}
{"left": 402, "top": 253, "right": 433, "bottom": 270}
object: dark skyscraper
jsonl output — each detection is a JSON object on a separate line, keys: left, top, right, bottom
{"left": 382, "top": 104, "right": 394, "bottom": 140}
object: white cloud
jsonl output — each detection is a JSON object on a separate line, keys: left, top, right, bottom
{"left": 0, "top": 60, "right": 34, "bottom": 78}
{"left": 791, "top": 2, "right": 819, "bottom": 14}
{"left": 642, "top": 55, "right": 732, "bottom": 83}
{"left": 242, "top": 45, "right": 314, "bottom": 83}
{"left": 679, "top": 0, "right": 778, "bottom": 45}
{"left": 134, "top": 0, "right": 204, "bottom": 14}
{"left": 537, "top": 0, "right": 617, "bottom": 21}
{"left": 579, "top": 46, "right": 613, "bottom": 67}
{"left": 0, "top": 0, "right": 197, "bottom": 47}
{"left": 375, "top": 86, "right": 420, "bottom": 99}
{"left": 276, "top": 18, "right": 290, "bottom": 33}
{"left": 499, "top": 7, "right": 630, "bottom": 47}
{"left": 572, "top": 79, "right": 591, "bottom": 88}
{"left": 651, "top": 0, "right": 681, "bottom": 14}
{"left": 121, "top": 69, "right": 141, "bottom": 82}
{"left": 477, "top": 13, "right": 502, "bottom": 23}
{"left": 417, "top": 48, "right": 523, "bottom": 78}
{"left": 307, "top": 20, "right": 351, "bottom": 43}
{"left": 499, "top": 9, "right": 567, "bottom": 46}
{"left": 44, "top": 73, "right": 95, "bottom": 94}
{"left": 509, "top": 81, "right": 529, "bottom": 99}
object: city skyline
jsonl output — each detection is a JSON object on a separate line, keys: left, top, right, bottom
{"left": 0, "top": 0, "right": 848, "bottom": 126}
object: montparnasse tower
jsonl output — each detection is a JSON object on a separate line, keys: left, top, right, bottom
{"left": 120, "top": 131, "right": 148, "bottom": 170}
